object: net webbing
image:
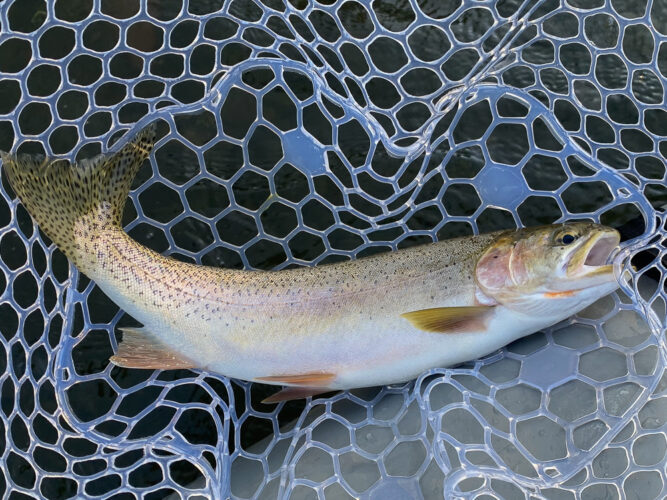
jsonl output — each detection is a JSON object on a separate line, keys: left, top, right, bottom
{"left": 0, "top": 0, "right": 665, "bottom": 498}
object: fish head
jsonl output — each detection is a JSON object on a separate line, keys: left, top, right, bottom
{"left": 475, "top": 223, "right": 621, "bottom": 317}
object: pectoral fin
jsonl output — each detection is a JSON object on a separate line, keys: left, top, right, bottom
{"left": 401, "top": 306, "right": 495, "bottom": 333}
{"left": 110, "top": 327, "right": 196, "bottom": 370}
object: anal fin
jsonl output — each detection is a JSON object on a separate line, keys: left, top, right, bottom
{"left": 256, "top": 372, "right": 337, "bottom": 404}
{"left": 110, "top": 327, "right": 195, "bottom": 370}
{"left": 262, "top": 387, "right": 336, "bottom": 404}
{"left": 255, "top": 372, "right": 336, "bottom": 386}
{"left": 401, "top": 305, "right": 495, "bottom": 333}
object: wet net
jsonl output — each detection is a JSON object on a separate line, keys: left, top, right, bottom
{"left": 0, "top": 0, "right": 666, "bottom": 498}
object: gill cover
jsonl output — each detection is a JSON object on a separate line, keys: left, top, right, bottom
{"left": 475, "top": 228, "right": 540, "bottom": 295}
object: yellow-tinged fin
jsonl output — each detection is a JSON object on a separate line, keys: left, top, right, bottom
{"left": 401, "top": 306, "right": 495, "bottom": 333}
{"left": 0, "top": 124, "right": 156, "bottom": 261}
{"left": 109, "top": 327, "right": 195, "bottom": 370}
{"left": 262, "top": 387, "right": 336, "bottom": 404}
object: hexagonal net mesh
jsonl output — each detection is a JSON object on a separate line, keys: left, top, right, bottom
{"left": 0, "top": 0, "right": 665, "bottom": 498}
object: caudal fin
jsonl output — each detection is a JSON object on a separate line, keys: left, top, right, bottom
{"left": 1, "top": 125, "right": 156, "bottom": 260}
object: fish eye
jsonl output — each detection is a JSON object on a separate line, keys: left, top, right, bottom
{"left": 561, "top": 233, "right": 576, "bottom": 245}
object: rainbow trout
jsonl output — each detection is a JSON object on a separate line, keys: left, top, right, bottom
{"left": 2, "top": 126, "right": 621, "bottom": 402}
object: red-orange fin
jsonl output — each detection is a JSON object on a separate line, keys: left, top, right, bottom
{"left": 109, "top": 327, "right": 196, "bottom": 370}
{"left": 401, "top": 306, "right": 495, "bottom": 333}
{"left": 255, "top": 372, "right": 336, "bottom": 386}
{"left": 262, "top": 387, "right": 336, "bottom": 404}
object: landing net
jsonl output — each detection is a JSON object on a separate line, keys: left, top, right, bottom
{"left": 0, "top": 0, "right": 665, "bottom": 498}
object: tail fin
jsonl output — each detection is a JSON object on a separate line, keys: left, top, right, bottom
{"left": 1, "top": 124, "right": 157, "bottom": 259}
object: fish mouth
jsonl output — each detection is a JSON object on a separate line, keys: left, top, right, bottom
{"left": 584, "top": 233, "right": 620, "bottom": 266}
{"left": 572, "top": 230, "right": 620, "bottom": 279}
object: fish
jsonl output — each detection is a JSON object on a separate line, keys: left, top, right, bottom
{"left": 1, "top": 125, "right": 622, "bottom": 403}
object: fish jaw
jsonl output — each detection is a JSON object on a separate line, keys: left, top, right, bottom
{"left": 549, "top": 263, "right": 615, "bottom": 292}
{"left": 495, "top": 278, "right": 620, "bottom": 320}
{"left": 486, "top": 265, "right": 619, "bottom": 320}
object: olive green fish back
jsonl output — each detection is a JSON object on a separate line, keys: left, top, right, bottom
{"left": 1, "top": 125, "right": 156, "bottom": 259}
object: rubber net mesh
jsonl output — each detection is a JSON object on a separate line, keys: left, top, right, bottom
{"left": 0, "top": 0, "right": 665, "bottom": 498}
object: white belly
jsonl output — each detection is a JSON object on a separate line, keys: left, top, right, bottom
{"left": 173, "top": 305, "right": 553, "bottom": 390}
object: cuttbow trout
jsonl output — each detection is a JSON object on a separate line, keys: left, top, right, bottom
{"left": 2, "top": 126, "right": 621, "bottom": 402}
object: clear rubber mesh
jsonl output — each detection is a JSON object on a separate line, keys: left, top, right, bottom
{"left": 0, "top": 0, "right": 665, "bottom": 498}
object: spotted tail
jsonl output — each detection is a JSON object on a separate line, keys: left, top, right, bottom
{"left": 1, "top": 125, "right": 157, "bottom": 263}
